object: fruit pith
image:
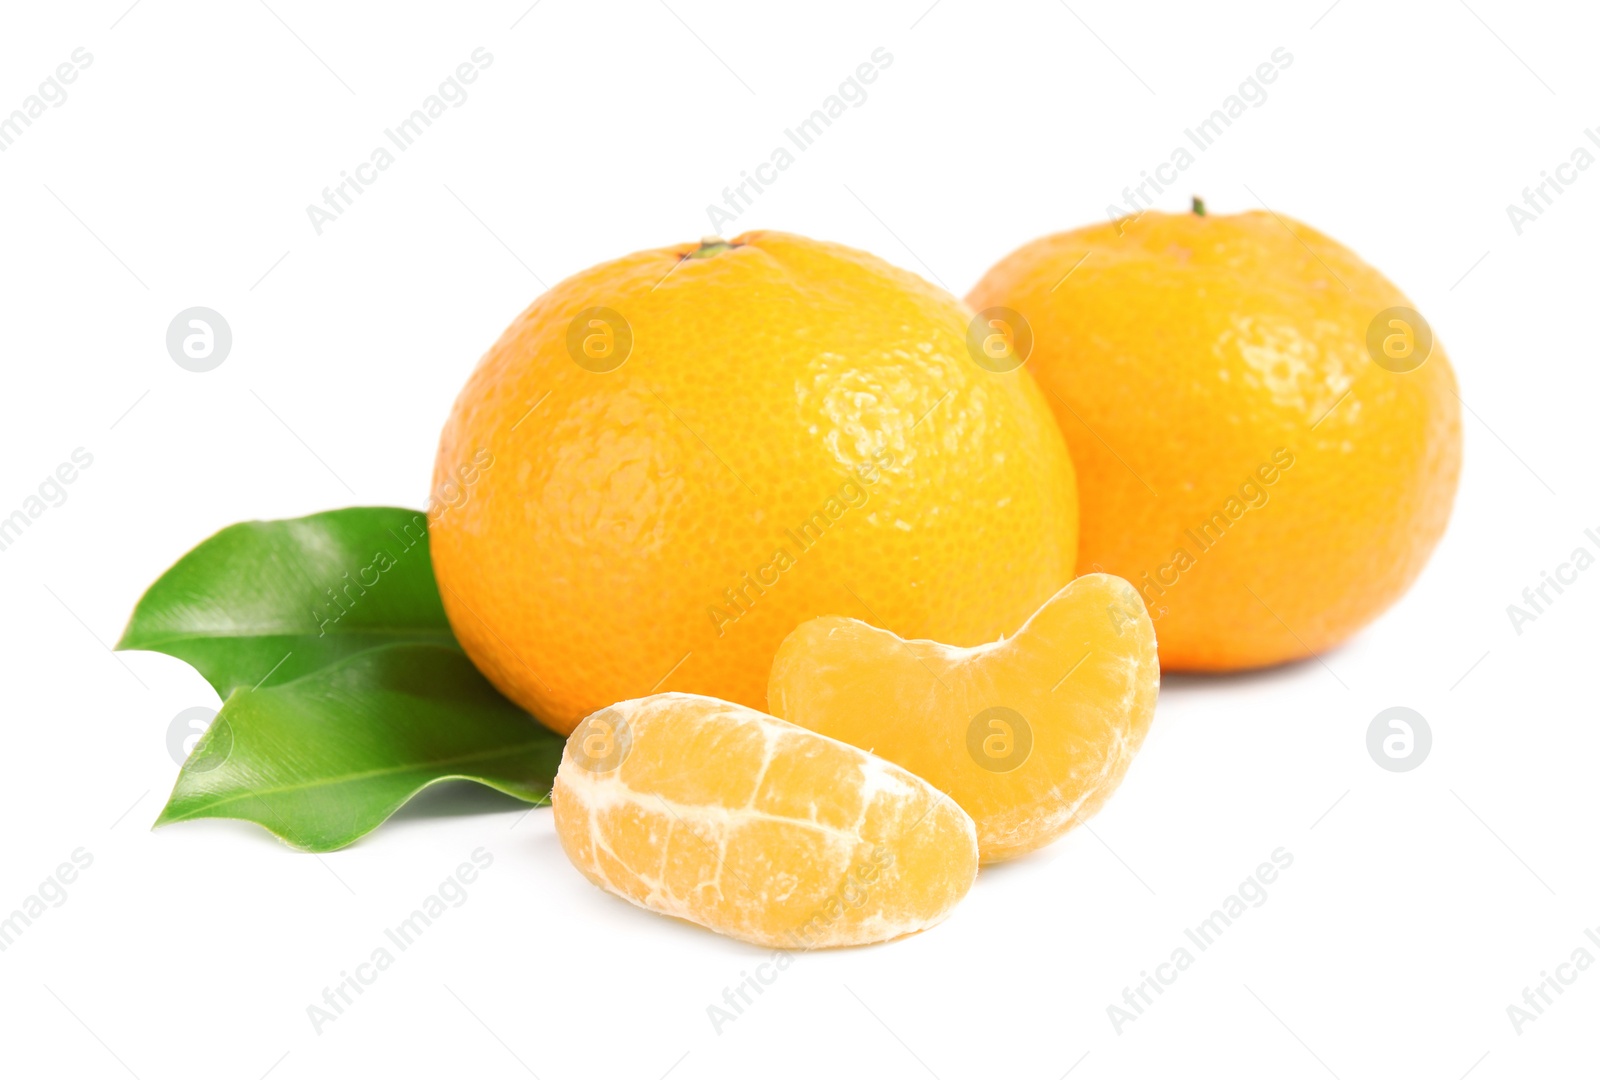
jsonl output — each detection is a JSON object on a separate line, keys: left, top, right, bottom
{"left": 551, "top": 692, "right": 978, "bottom": 948}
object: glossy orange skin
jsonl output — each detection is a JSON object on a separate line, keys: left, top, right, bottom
{"left": 968, "top": 211, "right": 1461, "bottom": 669}
{"left": 432, "top": 232, "right": 1078, "bottom": 733}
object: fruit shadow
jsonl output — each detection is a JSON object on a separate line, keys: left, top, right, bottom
{"left": 1156, "top": 646, "right": 1350, "bottom": 696}
{"left": 384, "top": 779, "right": 534, "bottom": 821}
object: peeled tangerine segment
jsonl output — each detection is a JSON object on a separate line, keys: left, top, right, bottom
{"left": 768, "top": 574, "right": 1159, "bottom": 864}
{"left": 551, "top": 692, "right": 978, "bottom": 948}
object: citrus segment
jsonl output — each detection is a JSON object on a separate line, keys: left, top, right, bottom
{"left": 551, "top": 692, "right": 978, "bottom": 948}
{"left": 768, "top": 574, "right": 1158, "bottom": 863}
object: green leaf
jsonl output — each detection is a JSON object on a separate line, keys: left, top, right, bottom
{"left": 117, "top": 507, "right": 457, "bottom": 695}
{"left": 154, "top": 644, "right": 564, "bottom": 851}
{"left": 124, "top": 506, "right": 564, "bottom": 849}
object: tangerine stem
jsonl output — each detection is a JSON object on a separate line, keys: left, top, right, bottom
{"left": 690, "top": 237, "right": 735, "bottom": 258}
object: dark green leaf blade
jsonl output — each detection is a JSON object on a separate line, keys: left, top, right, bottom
{"left": 154, "top": 644, "right": 564, "bottom": 851}
{"left": 117, "top": 507, "right": 457, "bottom": 695}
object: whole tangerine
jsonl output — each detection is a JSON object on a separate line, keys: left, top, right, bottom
{"left": 433, "top": 231, "right": 1078, "bottom": 733}
{"left": 967, "top": 208, "right": 1461, "bottom": 669}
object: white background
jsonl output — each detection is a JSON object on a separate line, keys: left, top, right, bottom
{"left": 1, "top": 0, "right": 1596, "bottom": 1077}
